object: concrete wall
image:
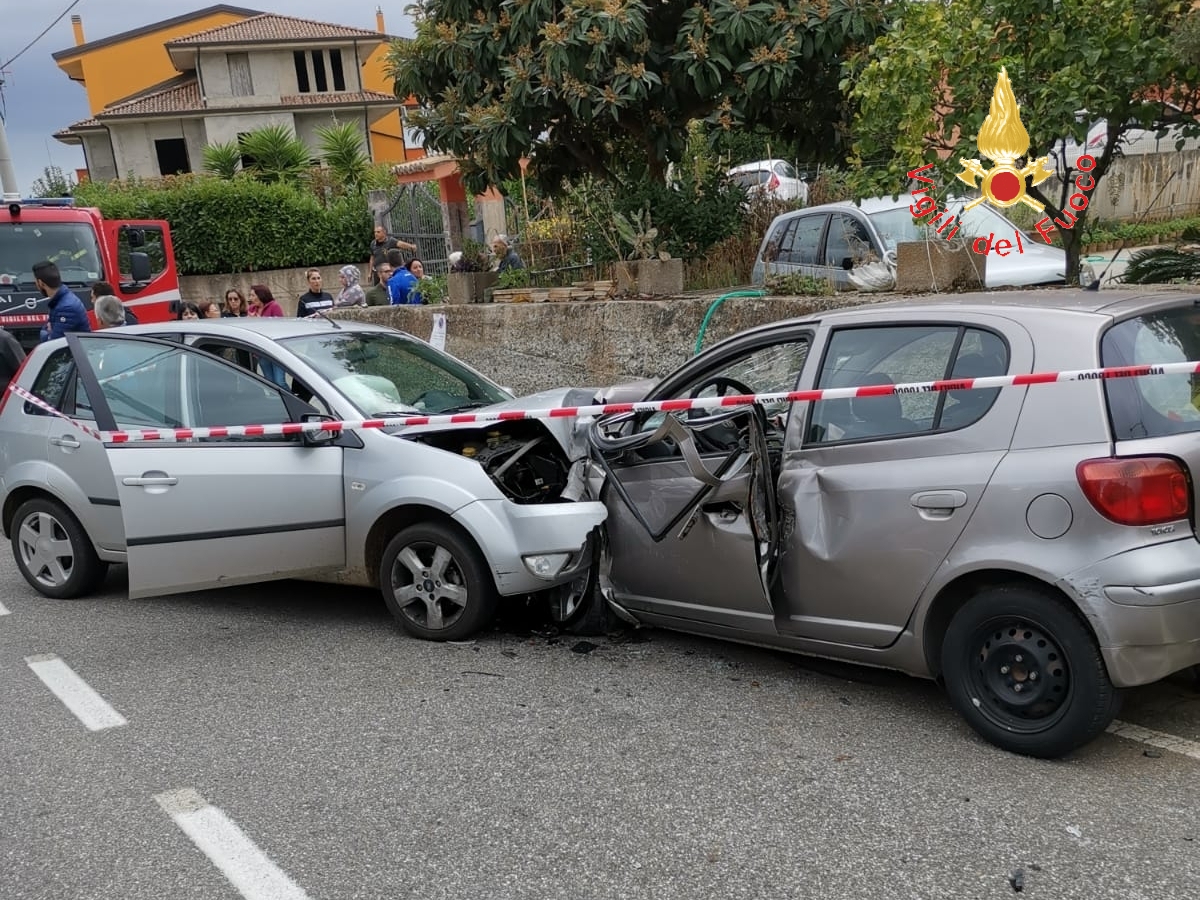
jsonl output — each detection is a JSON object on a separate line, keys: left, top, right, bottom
{"left": 180, "top": 262, "right": 362, "bottom": 317}
{"left": 1054, "top": 147, "right": 1200, "bottom": 221}
{"left": 81, "top": 133, "right": 118, "bottom": 182}
{"left": 201, "top": 111, "right": 296, "bottom": 150}
{"left": 330, "top": 295, "right": 883, "bottom": 395}
{"left": 295, "top": 112, "right": 370, "bottom": 160}
{"left": 200, "top": 47, "right": 366, "bottom": 109}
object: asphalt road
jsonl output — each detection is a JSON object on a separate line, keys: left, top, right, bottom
{"left": 2, "top": 554, "right": 1199, "bottom": 900}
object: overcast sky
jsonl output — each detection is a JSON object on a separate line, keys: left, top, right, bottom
{"left": 0, "top": 1, "right": 415, "bottom": 194}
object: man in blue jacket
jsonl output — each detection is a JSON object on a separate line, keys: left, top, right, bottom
{"left": 34, "top": 261, "right": 91, "bottom": 342}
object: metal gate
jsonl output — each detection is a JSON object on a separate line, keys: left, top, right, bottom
{"left": 385, "top": 183, "right": 452, "bottom": 275}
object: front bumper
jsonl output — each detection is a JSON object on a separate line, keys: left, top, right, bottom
{"left": 1061, "top": 538, "right": 1200, "bottom": 687}
{"left": 453, "top": 498, "right": 607, "bottom": 595}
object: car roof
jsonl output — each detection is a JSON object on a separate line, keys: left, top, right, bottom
{"left": 720, "top": 287, "right": 1200, "bottom": 343}
{"left": 114, "top": 317, "right": 407, "bottom": 341}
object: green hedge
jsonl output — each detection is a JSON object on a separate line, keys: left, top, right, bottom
{"left": 73, "top": 175, "right": 371, "bottom": 277}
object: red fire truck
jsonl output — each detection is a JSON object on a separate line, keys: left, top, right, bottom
{"left": 0, "top": 197, "right": 182, "bottom": 348}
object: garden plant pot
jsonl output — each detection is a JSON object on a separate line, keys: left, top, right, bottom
{"left": 447, "top": 271, "right": 499, "bottom": 304}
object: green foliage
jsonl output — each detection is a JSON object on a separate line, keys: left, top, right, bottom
{"left": 843, "top": 0, "right": 1200, "bottom": 283}
{"left": 317, "top": 122, "right": 370, "bottom": 188}
{"left": 496, "top": 267, "right": 531, "bottom": 289}
{"left": 30, "top": 165, "right": 75, "bottom": 198}
{"left": 237, "top": 124, "right": 311, "bottom": 184}
{"left": 612, "top": 205, "right": 670, "bottom": 261}
{"left": 1121, "top": 247, "right": 1200, "bottom": 283}
{"left": 201, "top": 141, "right": 243, "bottom": 180}
{"left": 764, "top": 272, "right": 833, "bottom": 295}
{"left": 421, "top": 273, "right": 449, "bottom": 304}
{"left": 1081, "top": 215, "right": 1200, "bottom": 247}
{"left": 386, "top": 0, "right": 887, "bottom": 193}
{"left": 73, "top": 175, "right": 369, "bottom": 277}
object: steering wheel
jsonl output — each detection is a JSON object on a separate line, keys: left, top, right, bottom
{"left": 687, "top": 375, "right": 760, "bottom": 453}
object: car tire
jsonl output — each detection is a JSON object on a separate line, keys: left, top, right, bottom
{"left": 941, "top": 586, "right": 1121, "bottom": 758}
{"left": 11, "top": 497, "right": 108, "bottom": 600}
{"left": 379, "top": 522, "right": 498, "bottom": 642}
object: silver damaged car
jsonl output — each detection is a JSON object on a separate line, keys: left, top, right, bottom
{"left": 0, "top": 320, "right": 606, "bottom": 641}
{"left": 579, "top": 288, "right": 1200, "bottom": 758}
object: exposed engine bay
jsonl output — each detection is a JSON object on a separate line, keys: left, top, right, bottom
{"left": 406, "top": 421, "right": 577, "bottom": 504}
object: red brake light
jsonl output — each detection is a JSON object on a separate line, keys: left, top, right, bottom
{"left": 0, "top": 351, "right": 32, "bottom": 416}
{"left": 1076, "top": 456, "right": 1190, "bottom": 526}
{"left": 767, "top": 173, "right": 781, "bottom": 191}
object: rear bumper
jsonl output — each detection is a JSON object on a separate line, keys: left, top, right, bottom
{"left": 1061, "top": 538, "right": 1200, "bottom": 687}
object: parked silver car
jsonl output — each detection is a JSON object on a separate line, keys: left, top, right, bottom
{"left": 580, "top": 288, "right": 1200, "bottom": 758}
{"left": 751, "top": 195, "right": 1095, "bottom": 289}
{"left": 0, "top": 319, "right": 606, "bottom": 641}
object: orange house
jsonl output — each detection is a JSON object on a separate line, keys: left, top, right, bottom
{"left": 52, "top": 4, "right": 423, "bottom": 180}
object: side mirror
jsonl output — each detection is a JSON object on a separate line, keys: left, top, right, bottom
{"left": 301, "top": 413, "right": 339, "bottom": 446}
{"left": 130, "top": 251, "right": 152, "bottom": 283}
{"left": 841, "top": 257, "right": 855, "bottom": 271}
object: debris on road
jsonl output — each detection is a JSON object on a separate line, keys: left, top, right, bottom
{"left": 1009, "top": 868, "right": 1025, "bottom": 892}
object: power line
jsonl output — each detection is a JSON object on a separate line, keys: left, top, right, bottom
{"left": 0, "top": 0, "right": 83, "bottom": 71}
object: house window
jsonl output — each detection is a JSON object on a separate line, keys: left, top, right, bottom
{"left": 155, "top": 138, "right": 191, "bottom": 176}
{"left": 237, "top": 132, "right": 255, "bottom": 171}
{"left": 310, "top": 50, "right": 328, "bottom": 92}
{"left": 293, "top": 51, "right": 310, "bottom": 92}
{"left": 227, "top": 52, "right": 254, "bottom": 97}
{"left": 293, "top": 49, "right": 347, "bottom": 93}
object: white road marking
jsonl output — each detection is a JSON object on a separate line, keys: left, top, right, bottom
{"left": 25, "top": 653, "right": 127, "bottom": 731}
{"left": 155, "top": 789, "right": 312, "bottom": 900}
{"left": 1107, "top": 719, "right": 1200, "bottom": 760}
{"left": 0, "top": 600, "right": 9, "bottom": 615}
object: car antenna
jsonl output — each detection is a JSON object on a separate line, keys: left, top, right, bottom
{"left": 313, "top": 308, "right": 343, "bottom": 329}
{"left": 1084, "top": 170, "right": 1177, "bottom": 291}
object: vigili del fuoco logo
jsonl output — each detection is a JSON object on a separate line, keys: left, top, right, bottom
{"left": 907, "top": 67, "right": 1098, "bottom": 256}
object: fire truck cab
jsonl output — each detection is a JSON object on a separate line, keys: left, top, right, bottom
{"left": 0, "top": 198, "right": 181, "bottom": 348}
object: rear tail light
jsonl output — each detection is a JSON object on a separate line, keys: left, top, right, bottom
{"left": 767, "top": 173, "right": 781, "bottom": 191}
{"left": 0, "top": 351, "right": 32, "bottom": 416}
{"left": 1076, "top": 456, "right": 1190, "bottom": 526}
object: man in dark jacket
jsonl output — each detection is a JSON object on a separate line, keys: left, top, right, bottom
{"left": 296, "top": 269, "right": 334, "bottom": 317}
{"left": 34, "top": 261, "right": 91, "bottom": 342}
{"left": 368, "top": 224, "right": 416, "bottom": 285}
{"left": 0, "top": 328, "right": 26, "bottom": 396}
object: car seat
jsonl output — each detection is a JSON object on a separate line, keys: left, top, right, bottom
{"left": 940, "top": 352, "right": 1006, "bottom": 430}
{"left": 845, "top": 373, "right": 915, "bottom": 438}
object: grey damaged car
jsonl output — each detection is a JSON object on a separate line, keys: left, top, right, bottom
{"left": 0, "top": 319, "right": 605, "bottom": 641}
{"left": 575, "top": 288, "right": 1200, "bottom": 758}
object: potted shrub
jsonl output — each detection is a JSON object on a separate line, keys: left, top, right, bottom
{"left": 446, "top": 239, "right": 498, "bottom": 304}
{"left": 610, "top": 206, "right": 684, "bottom": 296}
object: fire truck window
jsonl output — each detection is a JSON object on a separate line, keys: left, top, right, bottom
{"left": 117, "top": 226, "right": 167, "bottom": 282}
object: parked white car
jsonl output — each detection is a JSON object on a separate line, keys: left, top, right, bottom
{"left": 1047, "top": 108, "right": 1200, "bottom": 171}
{"left": 727, "top": 159, "right": 809, "bottom": 204}
{"left": 751, "top": 195, "right": 1095, "bottom": 290}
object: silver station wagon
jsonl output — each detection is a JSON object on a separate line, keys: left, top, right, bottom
{"left": 578, "top": 288, "right": 1200, "bottom": 758}
{"left": 0, "top": 319, "right": 606, "bottom": 641}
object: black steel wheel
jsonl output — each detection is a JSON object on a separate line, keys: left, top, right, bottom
{"left": 941, "top": 586, "right": 1121, "bottom": 758}
{"left": 379, "top": 522, "right": 497, "bottom": 641}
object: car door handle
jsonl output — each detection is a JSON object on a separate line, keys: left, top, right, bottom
{"left": 911, "top": 490, "right": 968, "bottom": 510}
{"left": 50, "top": 435, "right": 81, "bottom": 449}
{"left": 123, "top": 474, "right": 178, "bottom": 487}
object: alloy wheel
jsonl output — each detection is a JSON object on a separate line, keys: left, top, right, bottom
{"left": 389, "top": 540, "right": 470, "bottom": 632}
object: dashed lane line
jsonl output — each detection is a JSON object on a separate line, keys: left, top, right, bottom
{"left": 24, "top": 653, "right": 127, "bottom": 731}
{"left": 1107, "top": 719, "right": 1200, "bottom": 761}
{"left": 156, "top": 788, "right": 313, "bottom": 900}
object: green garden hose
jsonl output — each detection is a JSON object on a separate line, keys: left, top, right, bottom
{"left": 694, "top": 290, "right": 765, "bottom": 355}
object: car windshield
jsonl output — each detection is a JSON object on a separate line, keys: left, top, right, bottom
{"left": 278, "top": 331, "right": 512, "bottom": 416}
{"left": 869, "top": 203, "right": 1028, "bottom": 252}
{"left": 0, "top": 222, "right": 104, "bottom": 289}
{"left": 1101, "top": 307, "right": 1200, "bottom": 439}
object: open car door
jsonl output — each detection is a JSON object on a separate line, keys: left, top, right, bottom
{"left": 66, "top": 333, "right": 347, "bottom": 599}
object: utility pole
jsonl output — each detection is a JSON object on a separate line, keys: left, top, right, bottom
{"left": 0, "top": 76, "right": 20, "bottom": 201}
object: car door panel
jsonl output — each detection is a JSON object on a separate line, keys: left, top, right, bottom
{"left": 108, "top": 444, "right": 345, "bottom": 598}
{"left": 66, "top": 333, "right": 347, "bottom": 598}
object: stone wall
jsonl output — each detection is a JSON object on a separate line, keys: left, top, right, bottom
{"left": 180, "top": 263, "right": 362, "bottom": 316}
{"left": 333, "top": 294, "right": 884, "bottom": 395}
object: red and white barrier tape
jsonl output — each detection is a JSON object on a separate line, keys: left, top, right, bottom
{"left": 7, "top": 361, "right": 1196, "bottom": 444}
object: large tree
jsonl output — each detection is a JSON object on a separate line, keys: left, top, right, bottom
{"left": 844, "top": 0, "right": 1200, "bottom": 283}
{"left": 387, "top": 0, "right": 885, "bottom": 193}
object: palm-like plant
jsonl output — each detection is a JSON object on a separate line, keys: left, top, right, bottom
{"left": 238, "top": 125, "right": 311, "bottom": 184}
{"left": 317, "top": 121, "right": 369, "bottom": 189}
{"left": 201, "top": 141, "right": 243, "bottom": 180}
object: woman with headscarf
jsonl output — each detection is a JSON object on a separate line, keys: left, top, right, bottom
{"left": 335, "top": 265, "right": 367, "bottom": 308}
